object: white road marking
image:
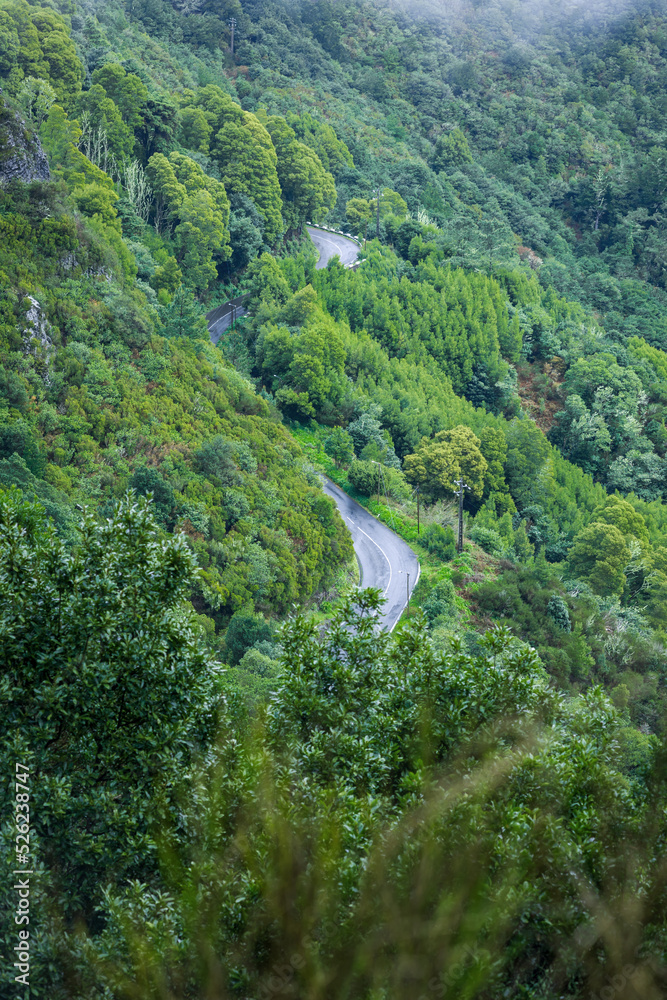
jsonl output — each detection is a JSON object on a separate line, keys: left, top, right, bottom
{"left": 353, "top": 522, "right": 393, "bottom": 597}
{"left": 322, "top": 477, "right": 419, "bottom": 626}
{"left": 316, "top": 239, "right": 350, "bottom": 258}
{"left": 318, "top": 236, "right": 343, "bottom": 250}
{"left": 309, "top": 228, "right": 358, "bottom": 266}
{"left": 325, "top": 485, "right": 392, "bottom": 596}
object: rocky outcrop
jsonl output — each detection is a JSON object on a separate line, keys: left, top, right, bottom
{"left": 23, "top": 297, "right": 55, "bottom": 384}
{"left": 23, "top": 296, "right": 53, "bottom": 353}
{"left": 0, "top": 99, "right": 50, "bottom": 185}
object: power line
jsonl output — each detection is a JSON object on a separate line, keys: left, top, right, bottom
{"left": 453, "top": 479, "right": 470, "bottom": 553}
{"left": 373, "top": 461, "right": 396, "bottom": 531}
{"left": 408, "top": 484, "right": 421, "bottom": 535}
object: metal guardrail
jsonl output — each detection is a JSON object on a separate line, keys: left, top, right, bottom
{"left": 205, "top": 291, "right": 250, "bottom": 323}
{"left": 306, "top": 223, "right": 366, "bottom": 269}
{"left": 207, "top": 230, "right": 366, "bottom": 344}
{"left": 306, "top": 223, "right": 363, "bottom": 248}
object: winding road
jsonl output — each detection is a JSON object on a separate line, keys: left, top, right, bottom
{"left": 322, "top": 479, "right": 420, "bottom": 633}
{"left": 206, "top": 229, "right": 358, "bottom": 342}
{"left": 206, "top": 229, "right": 417, "bottom": 631}
{"left": 307, "top": 229, "right": 419, "bottom": 629}
{"left": 206, "top": 293, "right": 249, "bottom": 344}
{"left": 307, "top": 226, "right": 360, "bottom": 269}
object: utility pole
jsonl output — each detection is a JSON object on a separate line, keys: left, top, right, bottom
{"left": 416, "top": 485, "right": 420, "bottom": 536}
{"left": 375, "top": 186, "right": 381, "bottom": 239}
{"left": 228, "top": 16, "right": 236, "bottom": 54}
{"left": 400, "top": 570, "right": 411, "bottom": 618}
{"left": 453, "top": 479, "right": 470, "bottom": 553}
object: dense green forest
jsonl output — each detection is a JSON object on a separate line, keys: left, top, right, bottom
{"left": 3, "top": 0, "right": 667, "bottom": 995}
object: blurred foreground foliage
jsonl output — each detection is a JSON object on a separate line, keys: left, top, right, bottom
{"left": 1, "top": 491, "right": 667, "bottom": 999}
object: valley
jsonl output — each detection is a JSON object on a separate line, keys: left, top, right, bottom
{"left": 2, "top": 0, "right": 667, "bottom": 996}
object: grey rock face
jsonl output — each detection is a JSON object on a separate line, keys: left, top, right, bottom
{"left": 24, "top": 296, "right": 53, "bottom": 354}
{"left": 23, "top": 297, "right": 55, "bottom": 384}
{"left": 0, "top": 105, "right": 50, "bottom": 185}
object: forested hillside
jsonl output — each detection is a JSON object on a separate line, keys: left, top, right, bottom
{"left": 2, "top": 0, "right": 667, "bottom": 996}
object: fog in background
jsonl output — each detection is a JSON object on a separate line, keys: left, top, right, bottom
{"left": 371, "top": 0, "right": 655, "bottom": 48}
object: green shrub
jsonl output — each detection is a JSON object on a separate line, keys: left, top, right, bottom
{"left": 129, "top": 465, "right": 176, "bottom": 528}
{"left": 224, "top": 611, "right": 273, "bottom": 665}
{"left": 324, "top": 426, "right": 355, "bottom": 467}
{"left": 238, "top": 647, "right": 278, "bottom": 677}
{"left": 0, "top": 420, "right": 46, "bottom": 478}
{"left": 423, "top": 578, "right": 457, "bottom": 624}
{"left": 469, "top": 525, "right": 505, "bottom": 556}
{"left": 423, "top": 523, "right": 456, "bottom": 561}
{"left": 547, "top": 594, "right": 571, "bottom": 632}
{"left": 348, "top": 458, "right": 378, "bottom": 496}
{"left": 196, "top": 435, "right": 256, "bottom": 484}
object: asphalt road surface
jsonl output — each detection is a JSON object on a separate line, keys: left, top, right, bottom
{"left": 307, "top": 226, "right": 360, "bottom": 269}
{"left": 206, "top": 294, "right": 249, "bottom": 344}
{"left": 206, "top": 239, "right": 415, "bottom": 630}
{"left": 208, "top": 229, "right": 358, "bottom": 345}
{"left": 322, "top": 478, "right": 420, "bottom": 633}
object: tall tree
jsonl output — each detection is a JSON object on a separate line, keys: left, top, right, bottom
{"left": 1, "top": 1, "right": 82, "bottom": 106}
{"left": 191, "top": 86, "right": 283, "bottom": 242}
{"left": 264, "top": 114, "right": 336, "bottom": 231}
{"left": 212, "top": 114, "right": 283, "bottom": 243}
{"left": 91, "top": 63, "right": 148, "bottom": 129}
{"left": 76, "top": 83, "right": 134, "bottom": 163}
{"left": 479, "top": 426, "right": 514, "bottom": 513}
{"left": 404, "top": 426, "right": 487, "bottom": 501}
{"left": 566, "top": 521, "right": 631, "bottom": 596}
{"left": 0, "top": 489, "right": 217, "bottom": 926}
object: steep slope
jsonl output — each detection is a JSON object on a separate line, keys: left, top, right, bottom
{"left": 0, "top": 100, "right": 353, "bottom": 636}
